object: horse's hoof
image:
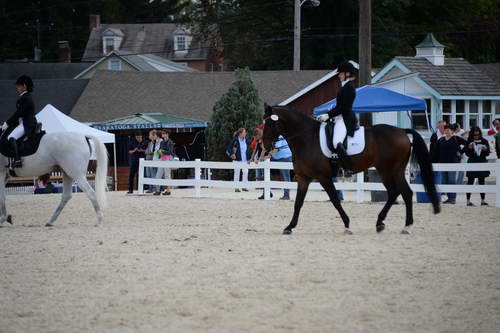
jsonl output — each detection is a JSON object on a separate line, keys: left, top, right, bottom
{"left": 283, "top": 229, "right": 292, "bottom": 235}
{"left": 45, "top": 223, "right": 53, "bottom": 227}
{"left": 376, "top": 224, "right": 385, "bottom": 233}
{"left": 7, "top": 215, "right": 12, "bottom": 224}
{"left": 344, "top": 229, "right": 353, "bottom": 235}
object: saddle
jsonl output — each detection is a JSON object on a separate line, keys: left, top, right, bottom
{"left": 324, "top": 121, "right": 354, "bottom": 153}
{"left": 0, "top": 123, "right": 46, "bottom": 159}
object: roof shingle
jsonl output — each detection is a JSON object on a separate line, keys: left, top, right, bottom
{"left": 392, "top": 56, "right": 500, "bottom": 96}
{"left": 72, "top": 70, "right": 332, "bottom": 123}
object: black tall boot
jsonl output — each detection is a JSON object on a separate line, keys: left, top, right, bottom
{"left": 335, "top": 143, "right": 352, "bottom": 171}
{"left": 8, "top": 138, "right": 22, "bottom": 168}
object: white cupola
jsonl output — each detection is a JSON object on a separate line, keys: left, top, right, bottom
{"left": 415, "top": 33, "right": 445, "bottom": 66}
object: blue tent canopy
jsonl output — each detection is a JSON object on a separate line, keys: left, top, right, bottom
{"left": 313, "top": 85, "right": 426, "bottom": 116}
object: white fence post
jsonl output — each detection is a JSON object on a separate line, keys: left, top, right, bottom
{"left": 264, "top": 159, "right": 271, "bottom": 200}
{"left": 356, "top": 171, "right": 364, "bottom": 203}
{"left": 195, "top": 159, "right": 201, "bottom": 198}
{"left": 496, "top": 159, "right": 500, "bottom": 208}
{"left": 138, "top": 158, "right": 145, "bottom": 194}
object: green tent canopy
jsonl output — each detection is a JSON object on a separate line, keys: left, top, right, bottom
{"left": 92, "top": 113, "right": 207, "bottom": 131}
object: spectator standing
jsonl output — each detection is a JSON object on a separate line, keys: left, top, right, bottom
{"left": 226, "top": 128, "right": 252, "bottom": 192}
{"left": 144, "top": 130, "right": 160, "bottom": 193}
{"left": 430, "top": 120, "right": 446, "bottom": 163}
{"left": 271, "top": 135, "right": 293, "bottom": 200}
{"left": 249, "top": 125, "right": 264, "bottom": 181}
{"left": 464, "top": 126, "right": 490, "bottom": 206}
{"left": 155, "top": 130, "right": 175, "bottom": 196}
{"left": 436, "top": 124, "right": 468, "bottom": 204}
{"left": 451, "top": 123, "right": 468, "bottom": 185}
{"left": 127, "top": 133, "right": 147, "bottom": 194}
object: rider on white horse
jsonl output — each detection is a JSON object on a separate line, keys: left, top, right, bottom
{"left": 2, "top": 75, "right": 37, "bottom": 168}
{"left": 317, "top": 61, "right": 358, "bottom": 170}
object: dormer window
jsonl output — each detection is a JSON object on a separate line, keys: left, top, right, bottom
{"left": 105, "top": 38, "right": 115, "bottom": 53}
{"left": 102, "top": 28, "right": 124, "bottom": 55}
{"left": 175, "top": 36, "right": 186, "bottom": 51}
{"left": 173, "top": 27, "right": 192, "bottom": 55}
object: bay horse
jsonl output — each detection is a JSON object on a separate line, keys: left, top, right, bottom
{"left": 0, "top": 132, "right": 108, "bottom": 227}
{"left": 262, "top": 104, "right": 440, "bottom": 234}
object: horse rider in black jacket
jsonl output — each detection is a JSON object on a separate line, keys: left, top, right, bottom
{"left": 317, "top": 61, "right": 358, "bottom": 170}
{"left": 2, "top": 75, "right": 37, "bottom": 168}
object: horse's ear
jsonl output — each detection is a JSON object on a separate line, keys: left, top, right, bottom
{"left": 264, "top": 102, "right": 272, "bottom": 116}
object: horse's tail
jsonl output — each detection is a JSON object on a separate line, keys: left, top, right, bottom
{"left": 86, "top": 135, "right": 108, "bottom": 210}
{"left": 405, "top": 129, "right": 440, "bottom": 214}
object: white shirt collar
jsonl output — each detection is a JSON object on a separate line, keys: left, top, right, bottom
{"left": 19, "top": 91, "right": 28, "bottom": 96}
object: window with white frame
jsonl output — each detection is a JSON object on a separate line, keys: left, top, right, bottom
{"left": 469, "top": 100, "right": 479, "bottom": 128}
{"left": 108, "top": 59, "right": 122, "bottom": 71}
{"left": 455, "top": 100, "right": 465, "bottom": 129}
{"left": 175, "top": 35, "right": 186, "bottom": 51}
{"left": 411, "top": 99, "right": 431, "bottom": 130}
{"left": 482, "top": 100, "right": 493, "bottom": 129}
{"left": 442, "top": 100, "right": 451, "bottom": 125}
{"left": 105, "top": 37, "right": 116, "bottom": 54}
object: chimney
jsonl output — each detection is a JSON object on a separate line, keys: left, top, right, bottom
{"left": 58, "top": 41, "right": 71, "bottom": 63}
{"left": 415, "top": 33, "right": 445, "bottom": 66}
{"left": 89, "top": 14, "right": 101, "bottom": 30}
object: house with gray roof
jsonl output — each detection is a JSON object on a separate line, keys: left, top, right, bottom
{"left": 0, "top": 62, "right": 92, "bottom": 80}
{"left": 75, "top": 49, "right": 196, "bottom": 79}
{"left": 82, "top": 17, "right": 222, "bottom": 72}
{"left": 0, "top": 79, "right": 89, "bottom": 123}
{"left": 71, "top": 69, "right": 335, "bottom": 124}
{"left": 372, "top": 33, "right": 500, "bottom": 132}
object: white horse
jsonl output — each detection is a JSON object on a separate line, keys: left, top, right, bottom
{"left": 0, "top": 132, "right": 108, "bottom": 227}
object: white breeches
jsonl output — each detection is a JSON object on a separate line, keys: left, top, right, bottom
{"left": 233, "top": 161, "right": 249, "bottom": 184}
{"left": 333, "top": 116, "right": 346, "bottom": 147}
{"left": 8, "top": 122, "right": 25, "bottom": 140}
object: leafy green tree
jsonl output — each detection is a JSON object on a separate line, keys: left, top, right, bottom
{"left": 207, "top": 67, "right": 263, "bottom": 166}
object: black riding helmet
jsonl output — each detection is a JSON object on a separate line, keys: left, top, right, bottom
{"left": 15, "top": 74, "right": 34, "bottom": 92}
{"left": 337, "top": 61, "right": 356, "bottom": 75}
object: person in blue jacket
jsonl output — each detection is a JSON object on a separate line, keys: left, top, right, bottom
{"left": 226, "top": 128, "right": 252, "bottom": 192}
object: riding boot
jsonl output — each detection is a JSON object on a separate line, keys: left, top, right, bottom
{"left": 8, "top": 138, "right": 22, "bottom": 168}
{"left": 335, "top": 143, "right": 352, "bottom": 171}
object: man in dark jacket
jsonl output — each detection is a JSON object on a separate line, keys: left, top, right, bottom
{"left": 3, "top": 75, "right": 37, "bottom": 168}
{"left": 317, "top": 61, "right": 358, "bottom": 170}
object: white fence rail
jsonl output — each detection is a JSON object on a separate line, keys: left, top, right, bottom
{"left": 138, "top": 158, "right": 500, "bottom": 207}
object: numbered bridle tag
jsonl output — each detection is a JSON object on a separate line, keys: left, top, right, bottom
{"left": 270, "top": 114, "right": 279, "bottom": 121}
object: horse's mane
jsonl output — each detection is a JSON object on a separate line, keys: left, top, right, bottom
{"left": 273, "top": 105, "right": 318, "bottom": 128}
{"left": 273, "top": 106, "right": 315, "bottom": 121}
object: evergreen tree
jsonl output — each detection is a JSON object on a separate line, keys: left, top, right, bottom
{"left": 207, "top": 67, "right": 263, "bottom": 165}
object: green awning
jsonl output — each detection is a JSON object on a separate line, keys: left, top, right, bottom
{"left": 91, "top": 113, "right": 207, "bottom": 131}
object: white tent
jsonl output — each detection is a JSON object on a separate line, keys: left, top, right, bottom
{"left": 36, "top": 104, "right": 118, "bottom": 190}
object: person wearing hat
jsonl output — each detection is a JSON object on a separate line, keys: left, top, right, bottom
{"left": 317, "top": 61, "right": 358, "bottom": 170}
{"left": 2, "top": 75, "right": 37, "bottom": 168}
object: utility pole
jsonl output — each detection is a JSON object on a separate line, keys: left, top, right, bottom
{"left": 358, "top": 0, "right": 372, "bottom": 126}
{"left": 293, "top": 0, "right": 301, "bottom": 71}
{"left": 34, "top": 19, "right": 41, "bottom": 62}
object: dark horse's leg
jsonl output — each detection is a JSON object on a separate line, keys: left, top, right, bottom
{"left": 318, "top": 177, "right": 351, "bottom": 234}
{"left": 376, "top": 169, "right": 413, "bottom": 233}
{"left": 397, "top": 176, "right": 414, "bottom": 234}
{"left": 283, "top": 175, "right": 311, "bottom": 234}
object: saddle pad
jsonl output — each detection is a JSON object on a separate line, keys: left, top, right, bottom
{"left": 0, "top": 130, "right": 46, "bottom": 158}
{"left": 319, "top": 122, "right": 365, "bottom": 158}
